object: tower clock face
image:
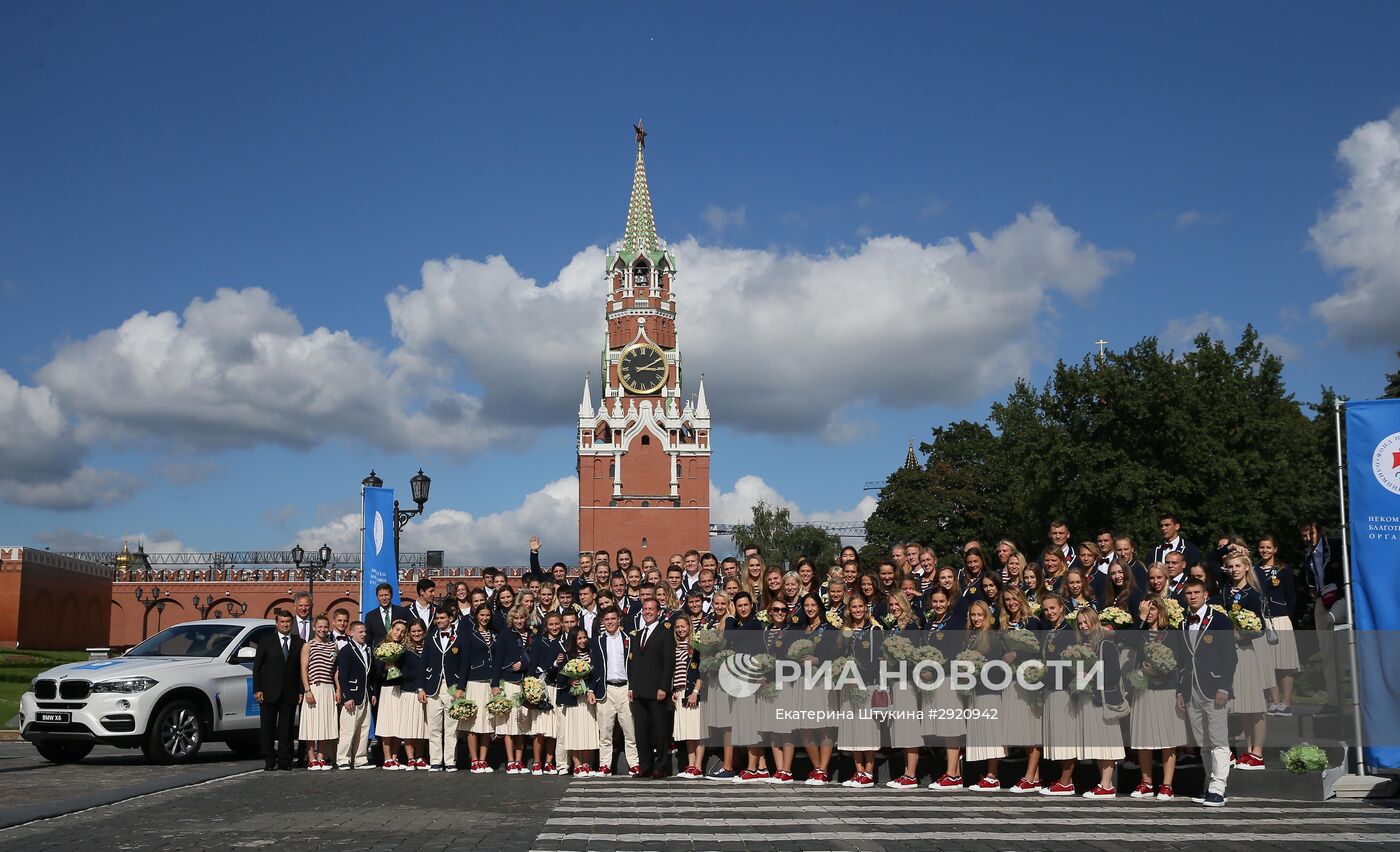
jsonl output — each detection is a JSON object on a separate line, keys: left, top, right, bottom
{"left": 618, "top": 342, "right": 668, "bottom": 394}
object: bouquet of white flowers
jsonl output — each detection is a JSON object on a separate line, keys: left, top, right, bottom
{"left": 1163, "top": 598, "right": 1185, "bottom": 628}
{"left": 882, "top": 635, "right": 916, "bottom": 662}
{"left": 521, "top": 676, "right": 550, "bottom": 709}
{"left": 1002, "top": 628, "right": 1041, "bottom": 657}
{"left": 1061, "top": 643, "right": 1100, "bottom": 695}
{"left": 786, "top": 638, "right": 816, "bottom": 661}
{"left": 560, "top": 658, "right": 592, "bottom": 696}
{"left": 1099, "top": 606, "right": 1133, "bottom": 627}
{"left": 374, "top": 641, "right": 404, "bottom": 680}
{"left": 486, "top": 692, "right": 518, "bottom": 717}
{"left": 1229, "top": 605, "right": 1263, "bottom": 636}
{"left": 953, "top": 649, "right": 986, "bottom": 696}
{"left": 691, "top": 628, "right": 724, "bottom": 656}
{"left": 447, "top": 697, "right": 477, "bottom": 721}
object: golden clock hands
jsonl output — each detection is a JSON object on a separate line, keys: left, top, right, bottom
{"left": 636, "top": 360, "right": 663, "bottom": 371}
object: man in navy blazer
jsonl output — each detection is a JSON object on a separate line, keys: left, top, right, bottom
{"left": 1177, "top": 578, "right": 1237, "bottom": 807}
{"left": 334, "top": 621, "right": 376, "bottom": 769}
{"left": 420, "top": 609, "right": 466, "bottom": 771}
{"left": 1152, "top": 513, "right": 1202, "bottom": 569}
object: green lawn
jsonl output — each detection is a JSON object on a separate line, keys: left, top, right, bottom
{"left": 0, "top": 650, "right": 91, "bottom": 726}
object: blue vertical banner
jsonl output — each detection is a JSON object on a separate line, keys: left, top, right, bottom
{"left": 1345, "top": 398, "right": 1400, "bottom": 769}
{"left": 361, "top": 486, "right": 398, "bottom": 620}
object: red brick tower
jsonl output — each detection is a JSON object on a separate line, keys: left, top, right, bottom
{"left": 577, "top": 123, "right": 711, "bottom": 561}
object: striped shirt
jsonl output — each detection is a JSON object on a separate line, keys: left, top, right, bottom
{"left": 306, "top": 639, "right": 337, "bottom": 685}
{"left": 672, "top": 641, "right": 690, "bottom": 693}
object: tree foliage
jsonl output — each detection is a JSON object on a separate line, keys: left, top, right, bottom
{"left": 865, "top": 327, "right": 1336, "bottom": 566}
{"left": 1385, "top": 350, "right": 1400, "bottom": 399}
{"left": 732, "top": 501, "right": 841, "bottom": 569}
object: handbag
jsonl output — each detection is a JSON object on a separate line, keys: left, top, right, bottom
{"left": 1262, "top": 593, "right": 1280, "bottom": 646}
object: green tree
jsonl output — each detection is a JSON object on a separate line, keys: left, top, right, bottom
{"left": 866, "top": 327, "right": 1333, "bottom": 569}
{"left": 732, "top": 501, "right": 841, "bottom": 570}
{"left": 1385, "top": 351, "right": 1400, "bottom": 399}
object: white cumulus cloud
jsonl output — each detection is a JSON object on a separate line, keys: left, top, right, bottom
{"left": 1311, "top": 107, "right": 1400, "bottom": 346}
{"left": 389, "top": 205, "right": 1129, "bottom": 440}
{"left": 37, "top": 287, "right": 507, "bottom": 455}
{"left": 292, "top": 474, "right": 873, "bottom": 567}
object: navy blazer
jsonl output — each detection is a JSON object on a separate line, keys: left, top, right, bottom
{"left": 590, "top": 629, "right": 632, "bottom": 699}
{"left": 1040, "top": 620, "right": 1075, "bottom": 692}
{"left": 530, "top": 634, "right": 568, "bottom": 685}
{"left": 420, "top": 631, "right": 466, "bottom": 695}
{"left": 397, "top": 647, "right": 425, "bottom": 692}
{"left": 1256, "top": 564, "right": 1296, "bottom": 617}
{"left": 1178, "top": 606, "right": 1237, "bottom": 700}
{"left": 1152, "top": 538, "right": 1202, "bottom": 569}
{"left": 334, "top": 642, "right": 375, "bottom": 705}
{"left": 494, "top": 629, "right": 531, "bottom": 687}
{"left": 1225, "top": 585, "right": 1264, "bottom": 620}
{"left": 461, "top": 628, "right": 500, "bottom": 683}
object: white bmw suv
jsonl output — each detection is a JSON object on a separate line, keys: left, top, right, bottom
{"left": 20, "top": 618, "right": 276, "bottom": 764}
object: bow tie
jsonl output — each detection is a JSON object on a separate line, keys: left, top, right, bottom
{"left": 1189, "top": 614, "right": 1202, "bottom": 625}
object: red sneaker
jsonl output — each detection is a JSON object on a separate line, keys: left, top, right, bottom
{"left": 1039, "top": 781, "right": 1076, "bottom": 796}
{"left": 1236, "top": 752, "right": 1265, "bottom": 771}
{"left": 542, "top": 761, "right": 556, "bottom": 775}
{"left": 852, "top": 772, "right": 875, "bottom": 788}
{"left": 971, "top": 775, "right": 1001, "bottom": 792}
{"left": 885, "top": 774, "right": 919, "bottom": 789}
{"left": 598, "top": 765, "right": 613, "bottom": 776}
{"left": 1130, "top": 781, "right": 1155, "bottom": 799}
{"left": 927, "top": 773, "right": 963, "bottom": 791}
{"left": 627, "top": 764, "right": 641, "bottom": 778}
{"left": 1009, "top": 777, "right": 1039, "bottom": 794}
{"left": 736, "top": 768, "right": 763, "bottom": 783}
{"left": 768, "top": 769, "right": 793, "bottom": 784}
{"left": 804, "top": 769, "right": 829, "bottom": 786}
{"left": 751, "top": 768, "right": 771, "bottom": 780}
{"left": 1082, "top": 785, "right": 1116, "bottom": 799}
{"left": 1156, "top": 784, "right": 1175, "bottom": 801}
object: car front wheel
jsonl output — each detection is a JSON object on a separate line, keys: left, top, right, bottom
{"left": 35, "top": 741, "right": 94, "bottom": 764}
{"left": 143, "top": 700, "right": 204, "bottom": 764}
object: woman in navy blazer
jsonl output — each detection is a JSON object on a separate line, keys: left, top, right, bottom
{"left": 558, "top": 626, "right": 602, "bottom": 776}
{"left": 1223, "top": 553, "right": 1270, "bottom": 769}
{"left": 461, "top": 604, "right": 500, "bottom": 773}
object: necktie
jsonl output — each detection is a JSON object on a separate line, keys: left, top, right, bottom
{"left": 281, "top": 635, "right": 289, "bottom": 658}
{"left": 300, "top": 620, "right": 309, "bottom": 641}
{"left": 383, "top": 608, "right": 390, "bottom": 628}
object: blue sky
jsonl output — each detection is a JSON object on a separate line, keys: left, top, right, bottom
{"left": 2, "top": 2, "right": 1399, "bottom": 563}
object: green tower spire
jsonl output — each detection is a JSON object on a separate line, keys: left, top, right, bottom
{"left": 622, "top": 119, "right": 659, "bottom": 254}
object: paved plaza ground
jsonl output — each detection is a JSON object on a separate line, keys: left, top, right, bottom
{"left": 1, "top": 743, "right": 1399, "bottom": 851}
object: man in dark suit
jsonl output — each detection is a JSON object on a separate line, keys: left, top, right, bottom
{"left": 628, "top": 598, "right": 675, "bottom": 779}
{"left": 1177, "top": 578, "right": 1237, "bottom": 807}
{"left": 253, "top": 609, "right": 305, "bottom": 770}
{"left": 1152, "top": 512, "right": 1202, "bottom": 568}
{"left": 366, "top": 582, "right": 412, "bottom": 648}
{"left": 334, "top": 620, "right": 376, "bottom": 769}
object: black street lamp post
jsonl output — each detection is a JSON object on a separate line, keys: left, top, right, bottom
{"left": 133, "top": 586, "right": 163, "bottom": 640}
{"left": 363, "top": 468, "right": 431, "bottom": 571}
{"left": 291, "top": 543, "right": 334, "bottom": 608}
{"left": 193, "top": 594, "right": 216, "bottom": 618}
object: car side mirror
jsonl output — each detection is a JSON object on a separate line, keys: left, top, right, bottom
{"left": 236, "top": 646, "right": 256, "bottom": 662}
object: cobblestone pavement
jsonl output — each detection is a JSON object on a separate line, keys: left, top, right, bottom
{"left": 0, "top": 741, "right": 250, "bottom": 828}
{"left": 2, "top": 747, "right": 1399, "bottom": 852}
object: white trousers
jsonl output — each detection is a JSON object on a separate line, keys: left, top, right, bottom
{"left": 597, "top": 683, "right": 638, "bottom": 772}
{"left": 425, "top": 689, "right": 458, "bottom": 767}
{"left": 1186, "top": 691, "right": 1231, "bottom": 795}
{"left": 336, "top": 700, "right": 370, "bottom": 767}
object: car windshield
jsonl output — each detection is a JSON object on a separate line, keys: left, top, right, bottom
{"left": 127, "top": 624, "right": 245, "bottom": 658}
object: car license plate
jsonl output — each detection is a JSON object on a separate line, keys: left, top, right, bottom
{"left": 36, "top": 711, "right": 70, "bottom": 724}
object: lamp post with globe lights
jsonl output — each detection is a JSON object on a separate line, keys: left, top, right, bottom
{"left": 291, "top": 543, "right": 334, "bottom": 608}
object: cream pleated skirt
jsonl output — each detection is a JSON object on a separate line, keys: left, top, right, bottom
{"left": 1129, "top": 687, "right": 1188, "bottom": 749}
{"left": 673, "top": 698, "right": 704, "bottom": 741}
{"left": 1077, "top": 696, "right": 1125, "bottom": 760}
{"left": 1231, "top": 644, "right": 1268, "bottom": 714}
{"left": 564, "top": 703, "right": 599, "bottom": 751}
{"left": 1041, "top": 691, "right": 1080, "bottom": 760}
{"left": 387, "top": 686, "right": 426, "bottom": 740}
{"left": 298, "top": 683, "right": 338, "bottom": 741}
{"left": 461, "top": 681, "right": 493, "bottom": 734}
{"left": 527, "top": 685, "right": 559, "bottom": 738}
{"left": 1263, "top": 616, "right": 1301, "bottom": 671}
{"left": 964, "top": 691, "right": 1006, "bottom": 762}
{"left": 493, "top": 681, "right": 526, "bottom": 736}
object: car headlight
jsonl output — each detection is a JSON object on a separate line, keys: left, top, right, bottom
{"left": 90, "top": 677, "right": 159, "bottom": 694}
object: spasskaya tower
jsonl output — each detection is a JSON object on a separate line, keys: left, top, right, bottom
{"left": 577, "top": 122, "right": 711, "bottom": 560}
